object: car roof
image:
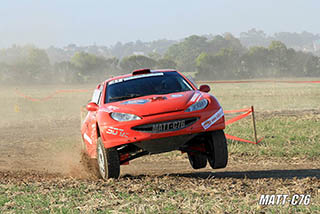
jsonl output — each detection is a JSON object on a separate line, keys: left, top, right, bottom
{"left": 104, "top": 69, "right": 177, "bottom": 84}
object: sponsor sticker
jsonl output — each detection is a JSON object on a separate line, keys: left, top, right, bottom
{"left": 201, "top": 108, "right": 224, "bottom": 130}
{"left": 83, "top": 133, "right": 92, "bottom": 144}
{"left": 109, "top": 73, "right": 164, "bottom": 85}
{"left": 258, "top": 194, "right": 311, "bottom": 206}
{"left": 99, "top": 106, "right": 119, "bottom": 113}
{"left": 121, "top": 99, "right": 150, "bottom": 105}
{"left": 190, "top": 92, "right": 200, "bottom": 102}
{"left": 124, "top": 72, "right": 163, "bottom": 81}
{"left": 171, "top": 94, "right": 183, "bottom": 98}
{"left": 106, "top": 127, "right": 129, "bottom": 138}
{"left": 108, "top": 78, "right": 124, "bottom": 85}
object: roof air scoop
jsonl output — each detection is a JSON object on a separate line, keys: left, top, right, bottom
{"left": 132, "top": 68, "right": 151, "bottom": 75}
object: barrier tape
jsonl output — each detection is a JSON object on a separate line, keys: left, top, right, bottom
{"left": 225, "top": 133, "right": 264, "bottom": 145}
{"left": 15, "top": 88, "right": 262, "bottom": 144}
{"left": 197, "top": 80, "right": 320, "bottom": 84}
{"left": 224, "top": 107, "right": 264, "bottom": 144}
{"left": 225, "top": 108, "right": 252, "bottom": 126}
{"left": 15, "top": 89, "right": 89, "bottom": 102}
{"left": 224, "top": 108, "right": 252, "bottom": 114}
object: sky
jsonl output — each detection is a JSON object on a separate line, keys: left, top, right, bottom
{"left": 0, "top": 0, "right": 319, "bottom": 48}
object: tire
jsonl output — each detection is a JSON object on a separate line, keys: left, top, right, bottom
{"left": 97, "top": 138, "right": 120, "bottom": 179}
{"left": 206, "top": 130, "right": 228, "bottom": 169}
{"left": 187, "top": 153, "right": 207, "bottom": 169}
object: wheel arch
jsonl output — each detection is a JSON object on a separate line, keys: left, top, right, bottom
{"left": 96, "top": 122, "right": 101, "bottom": 138}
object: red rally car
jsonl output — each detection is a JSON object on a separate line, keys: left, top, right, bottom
{"left": 81, "top": 69, "right": 228, "bottom": 179}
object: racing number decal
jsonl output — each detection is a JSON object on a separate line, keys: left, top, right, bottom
{"left": 152, "top": 120, "right": 186, "bottom": 132}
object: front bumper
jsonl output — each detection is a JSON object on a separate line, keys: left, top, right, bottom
{"left": 99, "top": 106, "right": 225, "bottom": 150}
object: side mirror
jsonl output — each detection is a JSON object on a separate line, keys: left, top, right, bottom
{"left": 199, "top": 84, "right": 210, "bottom": 93}
{"left": 86, "top": 102, "right": 99, "bottom": 111}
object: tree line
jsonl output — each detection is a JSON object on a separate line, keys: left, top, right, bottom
{"left": 0, "top": 33, "right": 320, "bottom": 84}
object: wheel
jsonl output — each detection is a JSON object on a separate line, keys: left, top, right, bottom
{"left": 187, "top": 153, "right": 207, "bottom": 169}
{"left": 97, "top": 138, "right": 120, "bottom": 179}
{"left": 206, "top": 130, "right": 228, "bottom": 169}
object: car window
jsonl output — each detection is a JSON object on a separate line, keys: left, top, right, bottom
{"left": 105, "top": 72, "right": 193, "bottom": 103}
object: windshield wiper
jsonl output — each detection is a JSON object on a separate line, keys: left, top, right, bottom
{"left": 109, "top": 94, "right": 142, "bottom": 101}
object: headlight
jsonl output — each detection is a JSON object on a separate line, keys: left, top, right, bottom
{"left": 111, "top": 112, "right": 141, "bottom": 122}
{"left": 185, "top": 99, "right": 208, "bottom": 112}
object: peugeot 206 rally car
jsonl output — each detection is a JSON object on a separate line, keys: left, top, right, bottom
{"left": 81, "top": 69, "right": 228, "bottom": 179}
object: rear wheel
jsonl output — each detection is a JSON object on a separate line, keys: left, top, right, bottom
{"left": 206, "top": 130, "right": 228, "bottom": 169}
{"left": 188, "top": 153, "right": 207, "bottom": 169}
{"left": 97, "top": 138, "right": 120, "bottom": 179}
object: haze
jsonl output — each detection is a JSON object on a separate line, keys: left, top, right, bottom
{"left": 1, "top": 0, "right": 319, "bottom": 48}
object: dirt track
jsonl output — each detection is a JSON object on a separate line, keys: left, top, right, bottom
{"left": 0, "top": 113, "right": 319, "bottom": 181}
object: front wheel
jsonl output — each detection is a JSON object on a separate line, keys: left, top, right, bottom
{"left": 97, "top": 138, "right": 120, "bottom": 179}
{"left": 206, "top": 130, "right": 228, "bottom": 169}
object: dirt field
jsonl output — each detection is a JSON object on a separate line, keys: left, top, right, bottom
{"left": 0, "top": 82, "right": 319, "bottom": 213}
{"left": 0, "top": 110, "right": 319, "bottom": 177}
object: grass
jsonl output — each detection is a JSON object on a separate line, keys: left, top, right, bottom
{"left": 1, "top": 80, "right": 320, "bottom": 160}
{"left": 0, "top": 79, "right": 320, "bottom": 213}
{"left": 225, "top": 112, "right": 320, "bottom": 159}
{"left": 207, "top": 80, "right": 320, "bottom": 159}
{"left": 209, "top": 81, "right": 320, "bottom": 111}
{"left": 1, "top": 175, "right": 319, "bottom": 213}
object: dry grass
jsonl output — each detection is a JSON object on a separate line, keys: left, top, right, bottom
{"left": 1, "top": 171, "right": 319, "bottom": 213}
{"left": 0, "top": 79, "right": 320, "bottom": 213}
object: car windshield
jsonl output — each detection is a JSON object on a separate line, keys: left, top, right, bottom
{"left": 105, "top": 72, "right": 193, "bottom": 103}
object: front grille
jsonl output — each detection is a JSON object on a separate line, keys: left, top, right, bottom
{"left": 132, "top": 117, "right": 199, "bottom": 133}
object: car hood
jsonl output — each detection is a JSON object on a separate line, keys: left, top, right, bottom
{"left": 103, "top": 91, "right": 204, "bottom": 117}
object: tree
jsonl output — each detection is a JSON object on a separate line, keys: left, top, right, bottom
{"left": 195, "top": 53, "right": 214, "bottom": 77}
{"left": 268, "top": 41, "right": 289, "bottom": 77}
{"left": 120, "top": 55, "right": 157, "bottom": 71}
{"left": 110, "top": 39, "right": 177, "bottom": 59}
{"left": 165, "top": 34, "right": 246, "bottom": 74}
{"left": 156, "top": 58, "right": 177, "bottom": 69}
{"left": 25, "top": 47, "right": 51, "bottom": 81}
{"left": 165, "top": 35, "right": 208, "bottom": 73}
{"left": 195, "top": 48, "right": 241, "bottom": 80}
{"left": 240, "top": 46, "right": 270, "bottom": 78}
{"left": 302, "top": 54, "right": 320, "bottom": 77}
{"left": 274, "top": 31, "right": 320, "bottom": 48}
{"left": 0, "top": 62, "right": 10, "bottom": 82}
{"left": 53, "top": 61, "right": 81, "bottom": 83}
{"left": 240, "top": 28, "right": 271, "bottom": 47}
{"left": 71, "top": 52, "right": 117, "bottom": 82}
{"left": 0, "top": 45, "right": 51, "bottom": 83}
{"left": 148, "top": 52, "right": 162, "bottom": 61}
